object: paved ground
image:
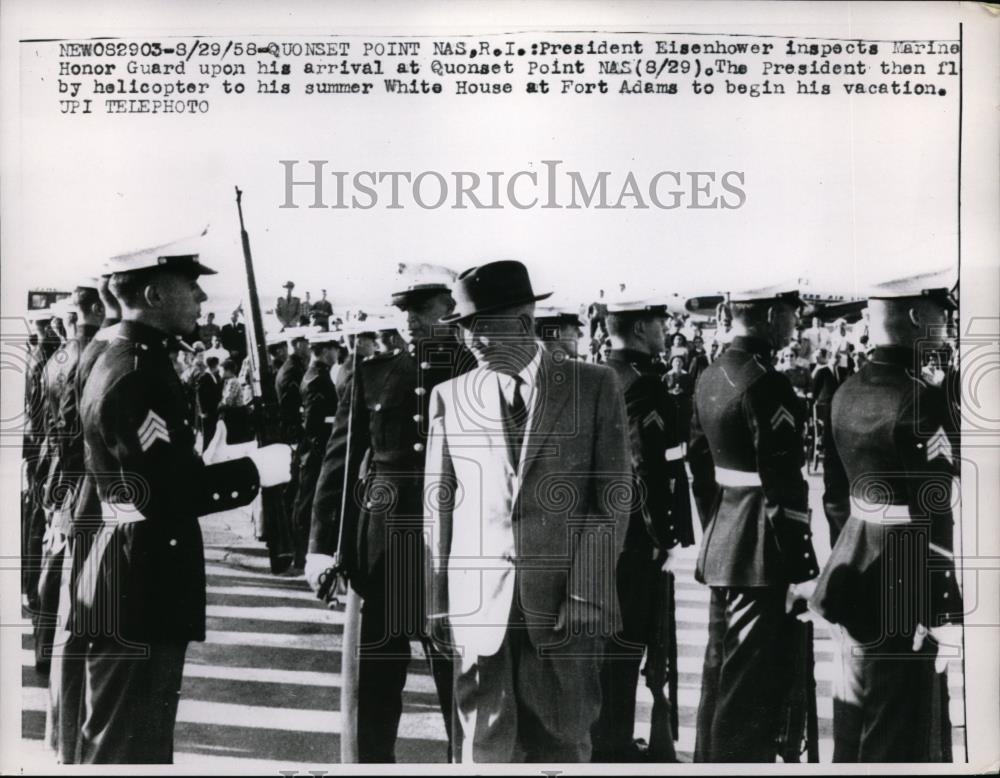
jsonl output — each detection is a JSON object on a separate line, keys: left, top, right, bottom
{"left": 19, "top": 474, "right": 967, "bottom": 768}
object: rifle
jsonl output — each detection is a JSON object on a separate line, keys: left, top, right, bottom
{"left": 777, "top": 602, "right": 819, "bottom": 762}
{"left": 234, "top": 186, "right": 295, "bottom": 573}
{"left": 644, "top": 561, "right": 679, "bottom": 762}
{"left": 309, "top": 350, "right": 362, "bottom": 762}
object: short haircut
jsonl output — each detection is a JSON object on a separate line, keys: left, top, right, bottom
{"left": 727, "top": 301, "right": 770, "bottom": 326}
{"left": 221, "top": 358, "right": 238, "bottom": 374}
{"left": 605, "top": 311, "right": 657, "bottom": 339}
{"left": 72, "top": 286, "right": 101, "bottom": 312}
{"left": 109, "top": 269, "right": 159, "bottom": 308}
{"left": 206, "top": 356, "right": 220, "bottom": 368}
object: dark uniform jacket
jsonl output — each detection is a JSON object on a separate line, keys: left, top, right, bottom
{"left": 811, "top": 345, "right": 963, "bottom": 641}
{"left": 301, "top": 361, "right": 338, "bottom": 442}
{"left": 35, "top": 325, "right": 99, "bottom": 603}
{"left": 275, "top": 352, "right": 306, "bottom": 444}
{"left": 811, "top": 363, "right": 850, "bottom": 407}
{"left": 24, "top": 338, "right": 58, "bottom": 480}
{"left": 293, "top": 360, "right": 338, "bottom": 525}
{"left": 77, "top": 320, "right": 261, "bottom": 643}
{"left": 309, "top": 338, "right": 476, "bottom": 617}
{"left": 51, "top": 325, "right": 100, "bottom": 501}
{"left": 67, "top": 321, "right": 121, "bottom": 625}
{"left": 688, "top": 335, "right": 819, "bottom": 586}
{"left": 38, "top": 326, "right": 97, "bottom": 509}
{"left": 605, "top": 349, "right": 695, "bottom": 554}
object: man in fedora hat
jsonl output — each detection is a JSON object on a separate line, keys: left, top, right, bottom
{"left": 424, "top": 260, "right": 630, "bottom": 762}
{"left": 307, "top": 271, "right": 475, "bottom": 763}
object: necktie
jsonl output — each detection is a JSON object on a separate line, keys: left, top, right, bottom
{"left": 503, "top": 374, "right": 527, "bottom": 468}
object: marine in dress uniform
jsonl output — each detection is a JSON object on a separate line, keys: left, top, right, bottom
{"left": 22, "top": 309, "right": 59, "bottom": 628}
{"left": 53, "top": 281, "right": 122, "bottom": 765}
{"left": 75, "top": 239, "right": 291, "bottom": 763}
{"left": 307, "top": 278, "right": 476, "bottom": 763}
{"left": 591, "top": 298, "right": 696, "bottom": 762}
{"left": 33, "top": 298, "right": 89, "bottom": 673}
{"left": 810, "top": 273, "right": 963, "bottom": 762}
{"left": 812, "top": 351, "right": 853, "bottom": 546}
{"left": 36, "top": 285, "right": 104, "bottom": 761}
{"left": 274, "top": 328, "right": 310, "bottom": 568}
{"left": 291, "top": 331, "right": 340, "bottom": 568}
{"left": 687, "top": 287, "right": 820, "bottom": 763}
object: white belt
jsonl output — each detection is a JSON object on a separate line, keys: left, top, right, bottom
{"left": 715, "top": 467, "right": 762, "bottom": 488}
{"left": 664, "top": 444, "right": 686, "bottom": 462}
{"left": 100, "top": 501, "right": 146, "bottom": 524}
{"left": 851, "top": 496, "right": 912, "bottom": 525}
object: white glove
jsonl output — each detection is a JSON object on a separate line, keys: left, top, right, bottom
{"left": 248, "top": 444, "right": 293, "bottom": 487}
{"left": 913, "top": 622, "right": 963, "bottom": 673}
{"left": 305, "top": 553, "right": 337, "bottom": 593}
{"left": 786, "top": 579, "right": 818, "bottom": 619}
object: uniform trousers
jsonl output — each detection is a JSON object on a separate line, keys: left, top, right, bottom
{"left": 291, "top": 439, "right": 323, "bottom": 568}
{"left": 78, "top": 639, "right": 188, "bottom": 763}
{"left": 831, "top": 626, "right": 947, "bottom": 762}
{"left": 34, "top": 511, "right": 64, "bottom": 672}
{"left": 356, "top": 582, "right": 454, "bottom": 763}
{"left": 694, "top": 586, "right": 791, "bottom": 762}
{"left": 591, "top": 549, "right": 658, "bottom": 760}
{"left": 45, "top": 547, "right": 86, "bottom": 763}
{"left": 452, "top": 587, "right": 603, "bottom": 763}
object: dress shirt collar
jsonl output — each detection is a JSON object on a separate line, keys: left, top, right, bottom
{"left": 492, "top": 341, "right": 542, "bottom": 402}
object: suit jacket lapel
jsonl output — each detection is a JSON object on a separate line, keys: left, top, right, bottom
{"left": 470, "top": 368, "right": 519, "bottom": 499}
{"left": 519, "top": 348, "right": 573, "bottom": 484}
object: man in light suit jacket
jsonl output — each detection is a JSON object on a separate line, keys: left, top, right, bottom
{"left": 424, "top": 260, "right": 631, "bottom": 763}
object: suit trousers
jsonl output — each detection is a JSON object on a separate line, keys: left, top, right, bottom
{"left": 78, "top": 639, "right": 188, "bottom": 764}
{"left": 356, "top": 581, "right": 454, "bottom": 763}
{"left": 831, "top": 626, "right": 946, "bottom": 762}
{"left": 453, "top": 588, "right": 603, "bottom": 763}
{"left": 694, "top": 586, "right": 791, "bottom": 762}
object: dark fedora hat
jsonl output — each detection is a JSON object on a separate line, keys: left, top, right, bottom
{"left": 441, "top": 260, "right": 552, "bottom": 323}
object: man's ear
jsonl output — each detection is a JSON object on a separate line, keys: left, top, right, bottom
{"left": 765, "top": 305, "right": 776, "bottom": 326}
{"left": 908, "top": 306, "right": 920, "bottom": 329}
{"left": 142, "top": 281, "right": 161, "bottom": 309}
